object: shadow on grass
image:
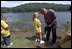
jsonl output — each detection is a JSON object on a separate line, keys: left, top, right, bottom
{"left": 25, "top": 35, "right": 35, "bottom": 41}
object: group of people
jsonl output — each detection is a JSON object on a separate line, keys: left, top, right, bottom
{"left": 33, "top": 7, "right": 71, "bottom": 48}
{"left": 1, "top": 7, "right": 71, "bottom": 48}
{"left": 33, "top": 8, "right": 57, "bottom": 46}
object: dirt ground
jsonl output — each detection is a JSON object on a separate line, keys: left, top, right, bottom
{"left": 1, "top": 29, "right": 71, "bottom": 48}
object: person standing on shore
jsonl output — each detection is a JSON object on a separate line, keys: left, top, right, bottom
{"left": 1, "top": 14, "right": 13, "bottom": 48}
{"left": 33, "top": 12, "right": 45, "bottom": 45}
{"left": 40, "top": 8, "right": 57, "bottom": 45}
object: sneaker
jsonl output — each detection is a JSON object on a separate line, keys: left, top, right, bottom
{"left": 35, "top": 39, "right": 37, "bottom": 42}
{"left": 44, "top": 34, "right": 46, "bottom": 38}
{"left": 37, "top": 39, "right": 40, "bottom": 42}
{"left": 7, "top": 42, "right": 13, "bottom": 48}
{"left": 35, "top": 39, "right": 40, "bottom": 42}
{"left": 43, "top": 34, "right": 46, "bottom": 39}
{"left": 40, "top": 40, "right": 45, "bottom": 44}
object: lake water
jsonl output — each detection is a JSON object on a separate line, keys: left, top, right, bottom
{"left": 2, "top": 12, "right": 71, "bottom": 32}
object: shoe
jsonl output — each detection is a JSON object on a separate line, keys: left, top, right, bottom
{"left": 35, "top": 39, "right": 37, "bottom": 42}
{"left": 7, "top": 42, "right": 13, "bottom": 48}
{"left": 43, "top": 34, "right": 46, "bottom": 40}
{"left": 40, "top": 40, "right": 45, "bottom": 44}
{"left": 35, "top": 39, "right": 40, "bottom": 42}
{"left": 37, "top": 39, "right": 40, "bottom": 42}
{"left": 44, "top": 34, "right": 46, "bottom": 38}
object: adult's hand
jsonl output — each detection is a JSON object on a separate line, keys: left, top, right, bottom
{"left": 48, "top": 24, "right": 52, "bottom": 27}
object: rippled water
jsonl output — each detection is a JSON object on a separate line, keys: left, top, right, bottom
{"left": 2, "top": 12, "right": 71, "bottom": 32}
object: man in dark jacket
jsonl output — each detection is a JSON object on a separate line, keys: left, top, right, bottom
{"left": 41, "top": 8, "right": 57, "bottom": 44}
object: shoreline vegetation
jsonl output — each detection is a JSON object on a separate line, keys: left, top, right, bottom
{"left": 1, "top": 3, "right": 70, "bottom": 13}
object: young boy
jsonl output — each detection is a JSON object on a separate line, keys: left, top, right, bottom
{"left": 1, "top": 16, "right": 13, "bottom": 48}
{"left": 33, "top": 12, "right": 44, "bottom": 44}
